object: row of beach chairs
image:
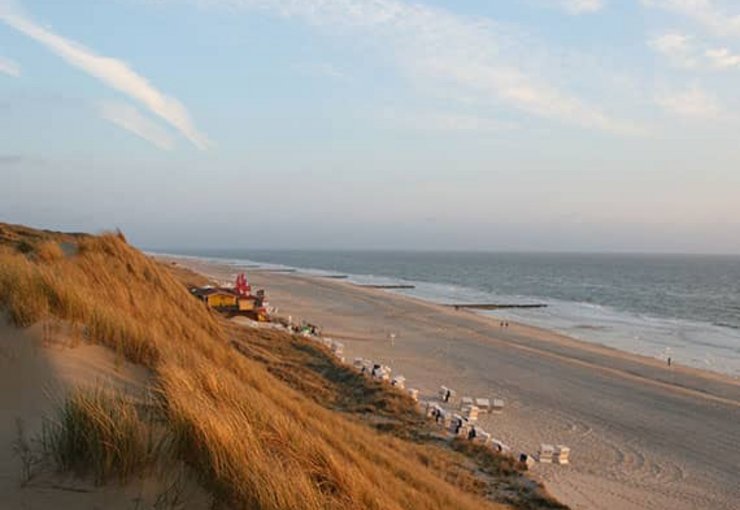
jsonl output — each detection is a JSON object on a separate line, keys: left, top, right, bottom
{"left": 305, "top": 333, "right": 572, "bottom": 468}
{"left": 537, "top": 444, "right": 570, "bottom": 465}
{"left": 425, "top": 402, "right": 509, "bottom": 452}
{"left": 434, "top": 386, "right": 570, "bottom": 466}
{"left": 352, "top": 358, "right": 420, "bottom": 401}
{"left": 440, "top": 387, "right": 505, "bottom": 419}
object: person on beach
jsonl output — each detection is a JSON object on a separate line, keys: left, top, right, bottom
{"left": 668, "top": 357, "right": 672, "bottom": 367}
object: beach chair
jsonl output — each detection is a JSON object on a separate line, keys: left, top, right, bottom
{"left": 554, "top": 445, "right": 570, "bottom": 465}
{"left": 438, "top": 386, "right": 455, "bottom": 403}
{"left": 441, "top": 411, "right": 452, "bottom": 428}
{"left": 537, "top": 444, "right": 555, "bottom": 464}
{"left": 491, "top": 398, "right": 505, "bottom": 413}
{"left": 460, "top": 396, "right": 474, "bottom": 409}
{"left": 463, "top": 405, "right": 480, "bottom": 422}
{"left": 475, "top": 430, "right": 491, "bottom": 445}
{"left": 407, "top": 388, "right": 419, "bottom": 401}
{"left": 448, "top": 415, "right": 463, "bottom": 434}
{"left": 474, "top": 398, "right": 491, "bottom": 412}
{"left": 457, "top": 422, "right": 471, "bottom": 438}
{"left": 491, "top": 439, "right": 511, "bottom": 454}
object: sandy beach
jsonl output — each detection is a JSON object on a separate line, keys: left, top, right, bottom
{"left": 171, "top": 256, "right": 740, "bottom": 510}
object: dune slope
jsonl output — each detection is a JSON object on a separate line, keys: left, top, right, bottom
{"left": 0, "top": 223, "right": 536, "bottom": 509}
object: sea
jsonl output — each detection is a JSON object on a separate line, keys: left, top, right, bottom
{"left": 164, "top": 250, "right": 740, "bottom": 378}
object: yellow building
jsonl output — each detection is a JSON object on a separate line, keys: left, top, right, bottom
{"left": 201, "top": 290, "right": 238, "bottom": 309}
{"left": 237, "top": 296, "right": 258, "bottom": 312}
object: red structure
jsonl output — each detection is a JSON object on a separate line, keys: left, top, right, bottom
{"left": 235, "top": 273, "right": 251, "bottom": 296}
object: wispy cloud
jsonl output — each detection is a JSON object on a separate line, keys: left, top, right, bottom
{"left": 293, "top": 61, "right": 348, "bottom": 80}
{"left": 0, "top": 2, "right": 210, "bottom": 149}
{"left": 642, "top": 0, "right": 740, "bottom": 38}
{"left": 649, "top": 31, "right": 740, "bottom": 71}
{"left": 380, "top": 109, "right": 515, "bottom": 133}
{"left": 192, "top": 0, "right": 639, "bottom": 134}
{"left": 649, "top": 32, "right": 697, "bottom": 68}
{"left": 656, "top": 85, "right": 721, "bottom": 118}
{"left": 705, "top": 47, "right": 740, "bottom": 68}
{"left": 98, "top": 101, "right": 176, "bottom": 150}
{"left": 0, "top": 55, "right": 20, "bottom": 77}
{"left": 561, "top": 0, "right": 606, "bottom": 15}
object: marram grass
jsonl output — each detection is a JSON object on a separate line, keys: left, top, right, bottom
{"left": 1, "top": 225, "right": 558, "bottom": 509}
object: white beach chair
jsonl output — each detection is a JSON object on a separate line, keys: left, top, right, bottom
{"left": 439, "top": 386, "right": 455, "bottom": 403}
{"left": 491, "top": 439, "right": 511, "bottom": 454}
{"left": 463, "top": 405, "right": 480, "bottom": 422}
{"left": 474, "top": 398, "right": 491, "bottom": 412}
{"left": 457, "top": 422, "right": 471, "bottom": 438}
{"left": 554, "top": 445, "right": 570, "bottom": 465}
{"left": 448, "top": 415, "right": 463, "bottom": 434}
{"left": 475, "top": 430, "right": 491, "bottom": 445}
{"left": 537, "top": 444, "right": 555, "bottom": 464}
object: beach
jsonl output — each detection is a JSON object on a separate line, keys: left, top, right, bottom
{"left": 171, "top": 256, "right": 740, "bottom": 510}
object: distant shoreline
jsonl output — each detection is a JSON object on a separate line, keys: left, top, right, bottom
{"left": 151, "top": 250, "right": 740, "bottom": 380}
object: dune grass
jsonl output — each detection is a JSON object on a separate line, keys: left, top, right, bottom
{"left": 42, "top": 388, "right": 163, "bottom": 484}
{"left": 0, "top": 224, "right": 519, "bottom": 509}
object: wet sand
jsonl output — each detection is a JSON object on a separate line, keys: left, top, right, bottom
{"left": 171, "top": 257, "right": 740, "bottom": 510}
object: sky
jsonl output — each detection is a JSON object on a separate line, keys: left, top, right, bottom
{"left": 1, "top": 0, "right": 740, "bottom": 253}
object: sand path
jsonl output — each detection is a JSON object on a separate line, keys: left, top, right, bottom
{"left": 177, "top": 258, "right": 740, "bottom": 510}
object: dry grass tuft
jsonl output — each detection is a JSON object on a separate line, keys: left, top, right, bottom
{"left": 34, "top": 240, "right": 65, "bottom": 262}
{"left": 42, "top": 388, "right": 163, "bottom": 484}
{"left": 0, "top": 226, "right": 564, "bottom": 510}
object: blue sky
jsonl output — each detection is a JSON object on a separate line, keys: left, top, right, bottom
{"left": 2, "top": 0, "right": 740, "bottom": 253}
